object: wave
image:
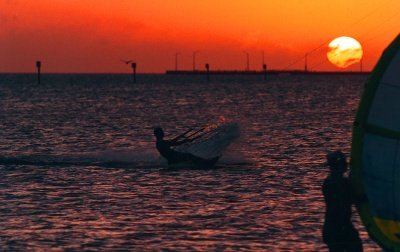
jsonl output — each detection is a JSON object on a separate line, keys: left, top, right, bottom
{"left": 0, "top": 120, "right": 245, "bottom": 168}
{"left": 0, "top": 148, "right": 160, "bottom": 168}
{"left": 0, "top": 149, "right": 249, "bottom": 169}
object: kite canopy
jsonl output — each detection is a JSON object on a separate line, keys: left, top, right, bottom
{"left": 351, "top": 34, "right": 400, "bottom": 251}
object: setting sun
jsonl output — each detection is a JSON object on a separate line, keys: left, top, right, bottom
{"left": 327, "top": 36, "right": 363, "bottom": 68}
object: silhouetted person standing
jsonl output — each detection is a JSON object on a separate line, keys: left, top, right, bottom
{"left": 322, "top": 150, "right": 363, "bottom": 252}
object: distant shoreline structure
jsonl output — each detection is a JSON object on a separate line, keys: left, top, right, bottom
{"left": 165, "top": 70, "right": 370, "bottom": 75}
{"left": 0, "top": 70, "right": 371, "bottom": 75}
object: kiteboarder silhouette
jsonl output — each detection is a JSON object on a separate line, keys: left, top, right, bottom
{"left": 153, "top": 127, "right": 219, "bottom": 166}
{"left": 322, "top": 150, "right": 363, "bottom": 252}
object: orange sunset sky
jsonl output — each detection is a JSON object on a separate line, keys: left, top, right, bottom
{"left": 0, "top": 0, "right": 399, "bottom": 73}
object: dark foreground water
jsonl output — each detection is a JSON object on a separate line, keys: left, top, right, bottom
{"left": 0, "top": 74, "right": 380, "bottom": 251}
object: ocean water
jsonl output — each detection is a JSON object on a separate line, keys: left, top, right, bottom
{"left": 0, "top": 73, "right": 381, "bottom": 251}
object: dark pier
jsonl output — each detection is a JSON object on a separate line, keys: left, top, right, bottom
{"left": 165, "top": 69, "right": 370, "bottom": 75}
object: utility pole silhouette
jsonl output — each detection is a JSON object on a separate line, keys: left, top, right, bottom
{"left": 131, "top": 62, "right": 137, "bottom": 83}
{"left": 193, "top": 50, "right": 199, "bottom": 71}
{"left": 175, "top": 53, "right": 179, "bottom": 71}
{"left": 304, "top": 53, "right": 308, "bottom": 72}
{"left": 36, "top": 61, "right": 41, "bottom": 84}
{"left": 244, "top": 51, "right": 250, "bottom": 71}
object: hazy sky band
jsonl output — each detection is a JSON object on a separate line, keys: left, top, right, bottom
{"left": 0, "top": 0, "right": 398, "bottom": 73}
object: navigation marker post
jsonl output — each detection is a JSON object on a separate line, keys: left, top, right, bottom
{"left": 36, "top": 61, "right": 41, "bottom": 84}
{"left": 263, "top": 63, "right": 267, "bottom": 81}
{"left": 205, "top": 63, "right": 210, "bottom": 82}
{"left": 131, "top": 62, "right": 137, "bottom": 83}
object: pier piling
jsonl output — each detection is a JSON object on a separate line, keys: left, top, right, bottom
{"left": 263, "top": 64, "right": 267, "bottom": 80}
{"left": 36, "top": 61, "right": 41, "bottom": 84}
{"left": 205, "top": 63, "right": 210, "bottom": 82}
{"left": 131, "top": 62, "right": 137, "bottom": 83}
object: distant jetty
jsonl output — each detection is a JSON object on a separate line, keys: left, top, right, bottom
{"left": 165, "top": 70, "right": 370, "bottom": 75}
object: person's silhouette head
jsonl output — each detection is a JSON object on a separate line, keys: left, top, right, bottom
{"left": 153, "top": 127, "right": 164, "bottom": 139}
{"left": 326, "top": 150, "right": 347, "bottom": 174}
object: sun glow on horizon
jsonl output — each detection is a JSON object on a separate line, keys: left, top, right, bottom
{"left": 327, "top": 36, "right": 363, "bottom": 68}
{"left": 0, "top": 1, "right": 398, "bottom": 72}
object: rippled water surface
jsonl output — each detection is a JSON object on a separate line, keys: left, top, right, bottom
{"left": 0, "top": 74, "right": 380, "bottom": 251}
